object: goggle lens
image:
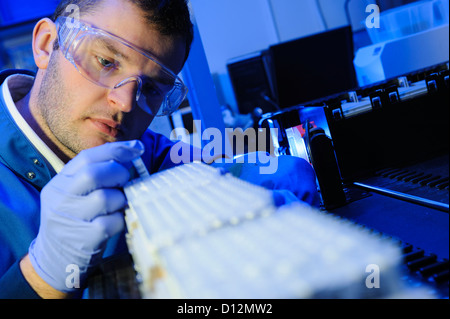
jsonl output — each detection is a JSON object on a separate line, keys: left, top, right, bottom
{"left": 57, "top": 17, "right": 187, "bottom": 116}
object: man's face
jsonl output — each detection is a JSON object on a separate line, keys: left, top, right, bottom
{"left": 36, "top": 0, "right": 186, "bottom": 158}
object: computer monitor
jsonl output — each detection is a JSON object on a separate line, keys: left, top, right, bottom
{"left": 227, "top": 51, "right": 278, "bottom": 115}
{"left": 268, "top": 26, "right": 358, "bottom": 109}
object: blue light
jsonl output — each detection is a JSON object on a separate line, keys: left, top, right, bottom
{"left": 0, "top": 0, "right": 59, "bottom": 26}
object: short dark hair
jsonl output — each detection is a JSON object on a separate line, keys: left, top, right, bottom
{"left": 52, "top": 0, "right": 194, "bottom": 63}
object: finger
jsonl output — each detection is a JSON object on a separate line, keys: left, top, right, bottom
{"left": 60, "top": 160, "right": 132, "bottom": 195}
{"left": 81, "top": 188, "right": 127, "bottom": 221}
{"left": 300, "top": 190, "right": 321, "bottom": 207}
{"left": 62, "top": 140, "right": 144, "bottom": 175}
{"left": 272, "top": 189, "right": 300, "bottom": 207}
{"left": 91, "top": 212, "right": 125, "bottom": 239}
{"left": 47, "top": 188, "right": 126, "bottom": 221}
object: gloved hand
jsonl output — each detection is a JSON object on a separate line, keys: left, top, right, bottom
{"left": 213, "top": 152, "right": 321, "bottom": 207}
{"left": 28, "top": 140, "right": 144, "bottom": 293}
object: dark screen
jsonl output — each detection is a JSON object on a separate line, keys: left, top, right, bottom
{"left": 227, "top": 52, "right": 277, "bottom": 114}
{"left": 268, "top": 26, "right": 358, "bottom": 109}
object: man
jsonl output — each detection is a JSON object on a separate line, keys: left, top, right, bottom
{"left": 0, "top": 0, "right": 319, "bottom": 299}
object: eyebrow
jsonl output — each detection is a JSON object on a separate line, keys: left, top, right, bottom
{"left": 94, "top": 37, "right": 130, "bottom": 62}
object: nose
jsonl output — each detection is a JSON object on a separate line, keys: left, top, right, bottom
{"left": 107, "top": 80, "right": 139, "bottom": 113}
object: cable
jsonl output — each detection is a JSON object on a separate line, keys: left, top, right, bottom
{"left": 315, "top": 0, "right": 329, "bottom": 30}
{"left": 345, "top": 0, "right": 352, "bottom": 27}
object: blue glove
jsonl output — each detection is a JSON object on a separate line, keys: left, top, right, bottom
{"left": 28, "top": 140, "right": 144, "bottom": 293}
{"left": 213, "top": 152, "right": 321, "bottom": 207}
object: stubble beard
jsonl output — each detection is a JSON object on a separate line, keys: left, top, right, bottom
{"left": 37, "top": 53, "right": 87, "bottom": 157}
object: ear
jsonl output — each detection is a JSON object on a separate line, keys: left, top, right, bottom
{"left": 32, "top": 18, "right": 58, "bottom": 69}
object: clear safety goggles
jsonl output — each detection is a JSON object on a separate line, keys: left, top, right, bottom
{"left": 55, "top": 16, "right": 188, "bottom": 116}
